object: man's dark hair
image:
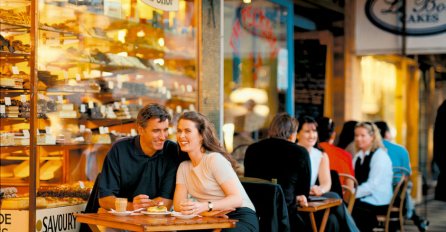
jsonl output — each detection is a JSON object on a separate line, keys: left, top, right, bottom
{"left": 136, "top": 104, "right": 171, "bottom": 128}
{"left": 374, "top": 121, "right": 389, "bottom": 139}
{"left": 316, "top": 117, "right": 335, "bottom": 142}
{"left": 268, "top": 112, "right": 298, "bottom": 140}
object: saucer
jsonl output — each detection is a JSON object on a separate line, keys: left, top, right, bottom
{"left": 108, "top": 211, "right": 132, "bottom": 216}
{"left": 141, "top": 211, "right": 170, "bottom": 217}
{"left": 171, "top": 212, "right": 198, "bottom": 219}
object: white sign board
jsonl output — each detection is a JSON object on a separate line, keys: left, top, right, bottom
{"left": 0, "top": 204, "right": 86, "bottom": 232}
{"left": 355, "top": 0, "right": 446, "bottom": 55}
{"left": 141, "top": 0, "right": 179, "bottom": 11}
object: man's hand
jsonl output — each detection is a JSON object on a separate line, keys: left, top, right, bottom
{"left": 132, "top": 194, "right": 155, "bottom": 210}
{"left": 296, "top": 195, "right": 308, "bottom": 207}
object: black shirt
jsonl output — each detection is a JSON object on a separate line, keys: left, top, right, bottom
{"left": 98, "top": 136, "right": 183, "bottom": 202}
{"left": 244, "top": 138, "right": 311, "bottom": 210}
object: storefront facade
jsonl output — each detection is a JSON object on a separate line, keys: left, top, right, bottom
{"left": 344, "top": 0, "right": 446, "bottom": 200}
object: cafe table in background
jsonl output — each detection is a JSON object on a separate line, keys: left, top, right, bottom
{"left": 298, "top": 198, "right": 342, "bottom": 232}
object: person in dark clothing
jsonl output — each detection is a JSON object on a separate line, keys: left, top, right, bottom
{"left": 434, "top": 99, "right": 446, "bottom": 202}
{"left": 98, "top": 103, "right": 185, "bottom": 211}
{"left": 337, "top": 120, "right": 359, "bottom": 156}
{"left": 244, "top": 113, "right": 311, "bottom": 231}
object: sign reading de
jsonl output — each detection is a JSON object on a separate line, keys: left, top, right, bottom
{"left": 141, "top": 0, "right": 179, "bottom": 11}
{"left": 365, "top": 0, "right": 446, "bottom": 36}
{"left": 356, "top": 0, "right": 446, "bottom": 54}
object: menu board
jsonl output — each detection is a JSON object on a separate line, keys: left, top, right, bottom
{"left": 294, "top": 39, "right": 327, "bottom": 119}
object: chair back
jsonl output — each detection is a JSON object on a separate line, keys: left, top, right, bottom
{"left": 375, "top": 169, "right": 410, "bottom": 232}
{"left": 80, "top": 173, "right": 101, "bottom": 232}
{"left": 241, "top": 181, "right": 290, "bottom": 232}
{"left": 231, "top": 144, "right": 250, "bottom": 176}
{"left": 338, "top": 173, "right": 358, "bottom": 213}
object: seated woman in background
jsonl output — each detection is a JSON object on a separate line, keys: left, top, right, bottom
{"left": 351, "top": 122, "right": 393, "bottom": 232}
{"left": 297, "top": 116, "right": 359, "bottom": 232}
{"left": 173, "top": 111, "right": 259, "bottom": 232}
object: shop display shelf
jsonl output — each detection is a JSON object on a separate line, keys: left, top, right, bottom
{"left": 0, "top": 50, "right": 31, "bottom": 57}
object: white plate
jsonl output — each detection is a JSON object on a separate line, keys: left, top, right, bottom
{"left": 108, "top": 211, "right": 132, "bottom": 216}
{"left": 171, "top": 212, "right": 198, "bottom": 220}
{"left": 141, "top": 211, "right": 171, "bottom": 216}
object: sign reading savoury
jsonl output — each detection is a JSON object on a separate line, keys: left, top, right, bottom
{"left": 294, "top": 40, "right": 327, "bottom": 119}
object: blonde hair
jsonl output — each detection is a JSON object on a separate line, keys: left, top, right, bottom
{"left": 355, "top": 121, "right": 384, "bottom": 152}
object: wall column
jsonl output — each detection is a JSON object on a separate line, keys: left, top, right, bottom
{"left": 198, "top": 0, "right": 223, "bottom": 137}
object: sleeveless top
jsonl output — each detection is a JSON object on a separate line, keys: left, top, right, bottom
{"left": 355, "top": 149, "right": 376, "bottom": 185}
{"left": 309, "top": 147, "right": 323, "bottom": 186}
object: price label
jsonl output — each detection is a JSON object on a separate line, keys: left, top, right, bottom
{"left": 107, "top": 106, "right": 114, "bottom": 115}
{"left": 4, "top": 97, "right": 11, "bottom": 106}
{"left": 45, "top": 127, "right": 51, "bottom": 134}
{"left": 12, "top": 66, "right": 19, "bottom": 75}
{"left": 76, "top": 73, "right": 81, "bottom": 81}
{"left": 88, "top": 101, "right": 94, "bottom": 109}
{"left": 166, "top": 90, "right": 171, "bottom": 99}
{"left": 130, "top": 129, "right": 137, "bottom": 136}
{"left": 57, "top": 95, "right": 63, "bottom": 103}
{"left": 121, "top": 98, "right": 126, "bottom": 104}
{"left": 0, "top": 105, "right": 6, "bottom": 114}
{"left": 108, "top": 81, "right": 114, "bottom": 89}
{"left": 104, "top": 127, "right": 109, "bottom": 133}
{"left": 80, "top": 104, "right": 86, "bottom": 113}
{"left": 79, "top": 181, "right": 85, "bottom": 189}
{"left": 79, "top": 125, "right": 86, "bottom": 132}
{"left": 100, "top": 105, "right": 106, "bottom": 114}
{"left": 23, "top": 130, "right": 30, "bottom": 138}
{"left": 20, "top": 95, "right": 27, "bottom": 103}
{"left": 117, "top": 81, "right": 123, "bottom": 89}
{"left": 114, "top": 102, "right": 120, "bottom": 109}
{"left": 138, "top": 98, "right": 143, "bottom": 106}
{"left": 189, "top": 104, "right": 195, "bottom": 111}
{"left": 99, "top": 126, "right": 105, "bottom": 134}
{"left": 186, "top": 85, "right": 193, "bottom": 92}
{"left": 45, "top": 135, "right": 56, "bottom": 145}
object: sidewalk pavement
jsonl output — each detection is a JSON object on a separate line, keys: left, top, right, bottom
{"left": 404, "top": 195, "right": 446, "bottom": 232}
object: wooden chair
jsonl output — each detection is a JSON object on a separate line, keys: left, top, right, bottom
{"left": 338, "top": 173, "right": 358, "bottom": 213}
{"left": 239, "top": 176, "right": 277, "bottom": 184}
{"left": 241, "top": 181, "right": 290, "bottom": 232}
{"left": 373, "top": 171, "right": 410, "bottom": 232}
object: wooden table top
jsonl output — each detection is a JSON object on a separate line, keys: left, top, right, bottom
{"left": 76, "top": 212, "right": 238, "bottom": 231}
{"left": 297, "top": 198, "right": 343, "bottom": 212}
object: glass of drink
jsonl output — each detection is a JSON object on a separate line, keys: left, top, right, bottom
{"left": 115, "top": 198, "right": 128, "bottom": 212}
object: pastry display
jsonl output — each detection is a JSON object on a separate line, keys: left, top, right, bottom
{"left": 1, "top": 0, "right": 197, "bottom": 207}
{"left": 37, "top": 183, "right": 93, "bottom": 201}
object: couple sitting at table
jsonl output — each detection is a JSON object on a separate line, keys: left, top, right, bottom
{"left": 97, "top": 104, "right": 259, "bottom": 231}
{"left": 244, "top": 113, "right": 358, "bottom": 232}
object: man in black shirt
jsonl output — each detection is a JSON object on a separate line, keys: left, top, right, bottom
{"left": 98, "top": 104, "right": 185, "bottom": 211}
{"left": 244, "top": 113, "right": 311, "bottom": 231}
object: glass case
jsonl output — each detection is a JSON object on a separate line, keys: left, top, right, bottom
{"left": 1, "top": 0, "right": 198, "bottom": 217}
